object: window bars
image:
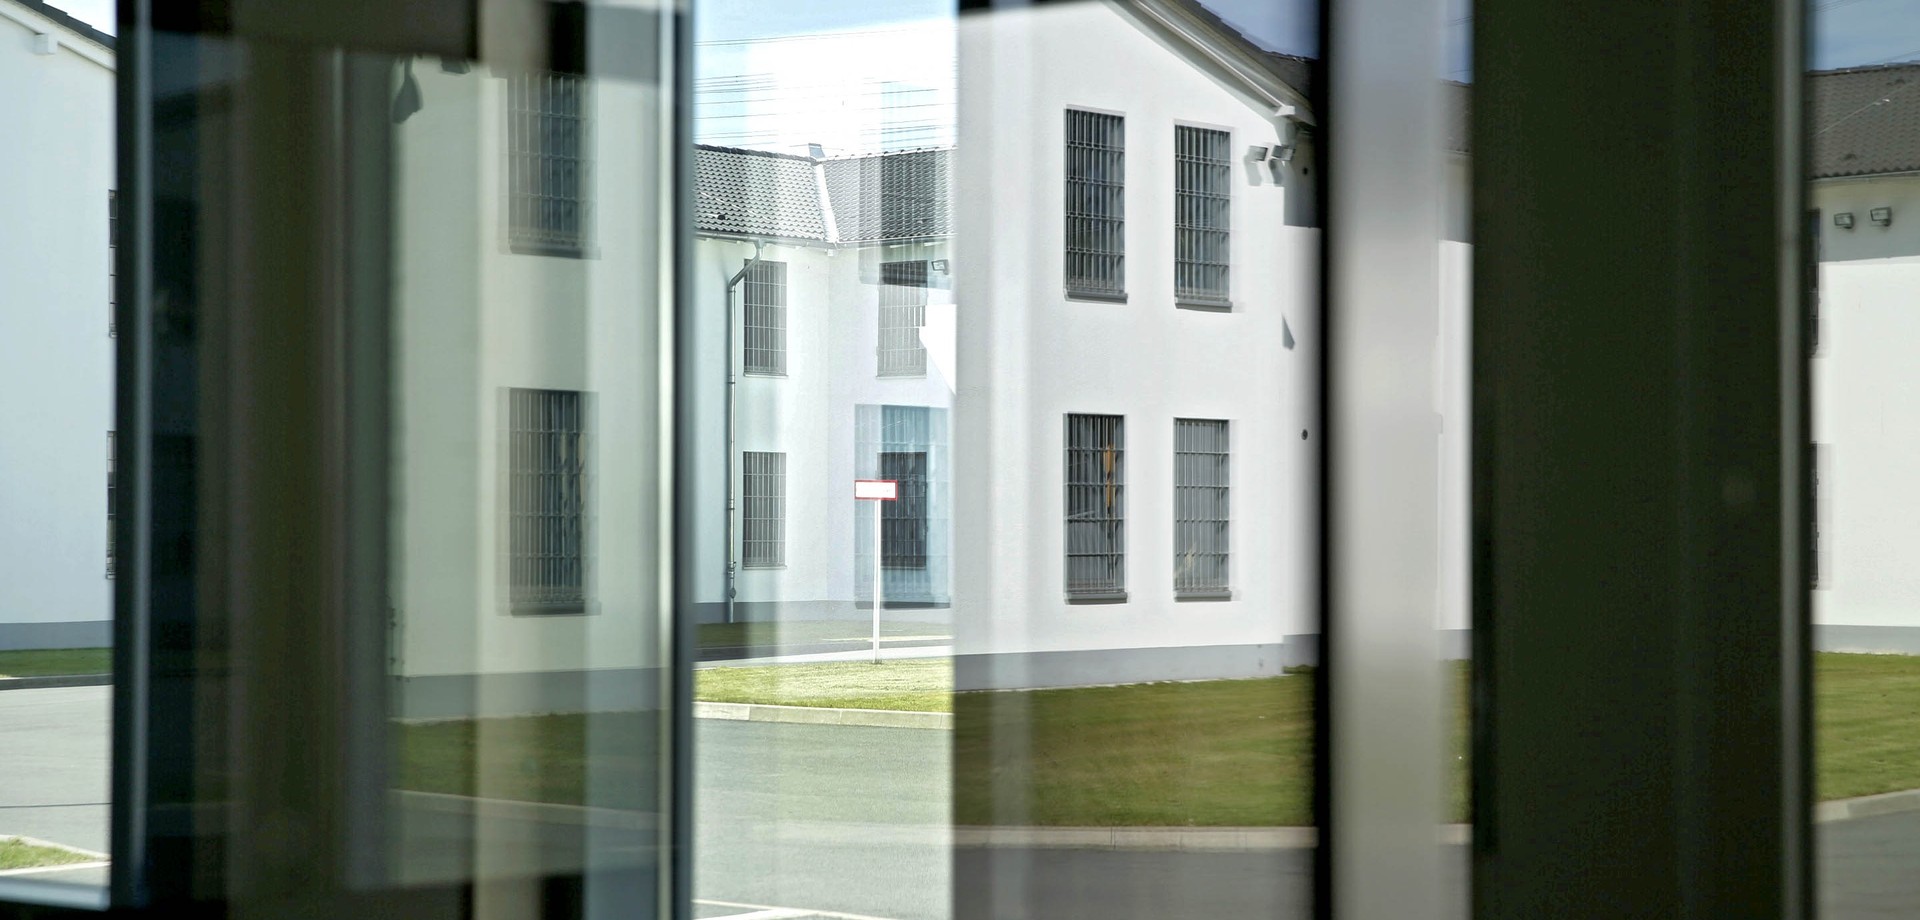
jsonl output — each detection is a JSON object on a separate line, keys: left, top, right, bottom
{"left": 107, "top": 431, "right": 115, "bottom": 578}
{"left": 877, "top": 260, "right": 929, "bottom": 377}
{"left": 108, "top": 190, "right": 117, "bottom": 337}
{"left": 507, "top": 72, "right": 591, "bottom": 256}
{"left": 1175, "top": 126, "right": 1231, "bottom": 306}
{"left": 880, "top": 450, "right": 929, "bottom": 569}
{"left": 1065, "top": 109, "right": 1126, "bottom": 298}
{"left": 508, "top": 388, "right": 588, "bottom": 614}
{"left": 743, "top": 260, "right": 788, "bottom": 376}
{"left": 1174, "top": 418, "right": 1230, "bottom": 595}
{"left": 742, "top": 451, "right": 786, "bottom": 567}
{"left": 1065, "top": 413, "right": 1125, "bottom": 597}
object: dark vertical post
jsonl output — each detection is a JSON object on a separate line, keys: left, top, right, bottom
{"left": 1472, "top": 0, "right": 1809, "bottom": 916}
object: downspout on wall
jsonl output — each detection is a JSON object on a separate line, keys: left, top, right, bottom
{"left": 723, "top": 239, "right": 767, "bottom": 624}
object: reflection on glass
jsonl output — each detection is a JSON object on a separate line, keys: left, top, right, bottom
{"left": 0, "top": 0, "right": 117, "bottom": 895}
{"left": 690, "top": 1, "right": 1323, "bottom": 917}
{"left": 1811, "top": 9, "right": 1920, "bottom": 915}
{"left": 377, "top": 19, "right": 671, "bottom": 907}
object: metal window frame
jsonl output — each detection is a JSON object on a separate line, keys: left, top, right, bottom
{"left": 1063, "top": 107, "right": 1127, "bottom": 301}
{"left": 741, "top": 450, "right": 786, "bottom": 568}
{"left": 1173, "top": 418, "right": 1229, "bottom": 598}
{"left": 1173, "top": 125, "right": 1232, "bottom": 309}
{"left": 876, "top": 259, "right": 929, "bottom": 378}
{"left": 742, "top": 259, "right": 788, "bottom": 377}
{"left": 1064, "top": 413, "right": 1126, "bottom": 600}
{"left": 506, "top": 387, "right": 590, "bottom": 616}
{"left": 107, "top": 430, "right": 116, "bottom": 579}
{"left": 506, "top": 70, "right": 592, "bottom": 258}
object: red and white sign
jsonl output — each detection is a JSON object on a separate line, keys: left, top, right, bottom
{"left": 853, "top": 479, "right": 898, "bottom": 501}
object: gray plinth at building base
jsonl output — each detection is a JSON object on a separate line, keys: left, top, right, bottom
{"left": 0, "top": 620, "right": 111, "bottom": 652}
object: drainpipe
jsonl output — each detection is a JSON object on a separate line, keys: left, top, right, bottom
{"left": 724, "top": 240, "right": 767, "bottom": 624}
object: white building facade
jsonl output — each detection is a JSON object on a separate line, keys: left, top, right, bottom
{"left": 0, "top": 0, "right": 115, "bottom": 652}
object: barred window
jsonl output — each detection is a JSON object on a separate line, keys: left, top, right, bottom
{"left": 877, "top": 260, "right": 928, "bottom": 377}
{"left": 742, "top": 451, "right": 786, "bottom": 568}
{"left": 508, "top": 388, "right": 587, "bottom": 614}
{"left": 1174, "top": 419, "right": 1230, "bottom": 596}
{"left": 1175, "top": 126, "right": 1232, "bottom": 306}
{"left": 109, "top": 190, "right": 118, "bottom": 337}
{"left": 1812, "top": 443, "right": 1826, "bottom": 590}
{"left": 1064, "top": 109, "right": 1125, "bottom": 299}
{"left": 881, "top": 450, "right": 928, "bottom": 569}
{"left": 1065, "top": 414, "right": 1125, "bottom": 597}
{"left": 507, "top": 72, "right": 590, "bottom": 256}
{"left": 107, "top": 431, "right": 116, "bottom": 579}
{"left": 743, "top": 260, "right": 787, "bottom": 376}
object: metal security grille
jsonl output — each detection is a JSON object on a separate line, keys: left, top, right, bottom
{"left": 507, "top": 72, "right": 590, "bottom": 256}
{"left": 1174, "top": 419, "right": 1230, "bottom": 595}
{"left": 881, "top": 451, "right": 928, "bottom": 569}
{"left": 106, "top": 431, "right": 115, "bottom": 578}
{"left": 742, "top": 451, "right": 786, "bottom": 567}
{"left": 508, "top": 388, "right": 587, "bottom": 614}
{"left": 1175, "top": 127, "right": 1232, "bottom": 305}
{"left": 1064, "top": 110, "right": 1125, "bottom": 298}
{"left": 1065, "top": 414, "right": 1125, "bottom": 596}
{"left": 877, "top": 260, "right": 928, "bottom": 377}
{"left": 108, "top": 190, "right": 117, "bottom": 337}
{"left": 743, "top": 260, "right": 787, "bottom": 376}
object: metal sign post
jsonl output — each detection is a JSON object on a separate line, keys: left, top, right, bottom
{"left": 853, "top": 480, "right": 898, "bottom": 664}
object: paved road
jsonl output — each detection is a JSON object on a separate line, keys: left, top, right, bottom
{"left": 9, "top": 686, "right": 1920, "bottom": 917}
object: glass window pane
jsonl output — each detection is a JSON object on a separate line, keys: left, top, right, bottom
{"left": 0, "top": 0, "right": 117, "bottom": 900}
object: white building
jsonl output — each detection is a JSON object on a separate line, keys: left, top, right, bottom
{"left": 0, "top": 0, "right": 115, "bottom": 652}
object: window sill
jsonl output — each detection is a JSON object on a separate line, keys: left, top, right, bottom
{"left": 1066, "top": 591, "right": 1129, "bottom": 604}
{"left": 741, "top": 564, "right": 787, "bottom": 570}
{"left": 742, "top": 371, "right": 788, "bottom": 379}
{"left": 509, "top": 600, "right": 597, "bottom": 617}
{"left": 1176, "top": 299, "right": 1233, "bottom": 312}
{"left": 876, "top": 371, "right": 928, "bottom": 379}
{"left": 1065, "top": 289, "right": 1128, "bottom": 304}
{"left": 1175, "top": 590, "right": 1233, "bottom": 602}
{"left": 509, "top": 241, "right": 589, "bottom": 260}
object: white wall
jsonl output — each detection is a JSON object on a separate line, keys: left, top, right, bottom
{"left": 1812, "top": 176, "right": 1920, "bottom": 641}
{"left": 390, "top": 62, "right": 667, "bottom": 687}
{"left": 953, "top": 1, "right": 1318, "bottom": 673}
{"left": 0, "top": 11, "right": 114, "bottom": 649}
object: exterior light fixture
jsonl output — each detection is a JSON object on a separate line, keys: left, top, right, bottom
{"left": 932, "top": 259, "right": 950, "bottom": 273}
{"left": 1835, "top": 212, "right": 1855, "bottom": 229}
{"left": 1247, "top": 145, "right": 1270, "bottom": 161}
{"left": 1871, "top": 206, "right": 1893, "bottom": 227}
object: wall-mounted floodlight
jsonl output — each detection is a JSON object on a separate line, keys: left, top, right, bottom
{"left": 932, "top": 259, "right": 950, "bottom": 273}
{"left": 1872, "top": 206, "right": 1893, "bottom": 227}
{"left": 1835, "top": 212, "right": 1855, "bottom": 230}
{"left": 1247, "top": 145, "right": 1271, "bottom": 161}
{"left": 1273, "top": 144, "right": 1297, "bottom": 164}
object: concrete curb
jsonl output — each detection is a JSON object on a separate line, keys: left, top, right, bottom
{"left": 1816, "top": 787, "right": 1920, "bottom": 823}
{"left": 0, "top": 674, "right": 110, "bottom": 691}
{"left": 695, "top": 701, "right": 952, "bottom": 730}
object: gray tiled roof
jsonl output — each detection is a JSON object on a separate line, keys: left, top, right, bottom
{"left": 1812, "top": 63, "right": 1920, "bottom": 179}
{"left": 823, "top": 148, "right": 953, "bottom": 242}
{"left": 2, "top": 0, "right": 113, "bottom": 50}
{"left": 694, "top": 146, "right": 828, "bottom": 241}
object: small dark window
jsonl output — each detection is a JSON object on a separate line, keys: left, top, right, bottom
{"left": 508, "top": 388, "right": 588, "bottom": 614}
{"left": 877, "top": 260, "right": 929, "bottom": 377}
{"left": 1065, "top": 109, "right": 1126, "bottom": 299}
{"left": 107, "top": 431, "right": 116, "bottom": 578}
{"left": 109, "top": 190, "right": 118, "bottom": 337}
{"left": 881, "top": 450, "right": 928, "bottom": 569}
{"left": 743, "top": 260, "right": 788, "bottom": 376}
{"left": 507, "top": 72, "right": 591, "bottom": 256}
{"left": 1174, "top": 127, "right": 1232, "bottom": 306}
{"left": 742, "top": 451, "right": 786, "bottom": 568}
{"left": 1065, "top": 413, "right": 1125, "bottom": 597}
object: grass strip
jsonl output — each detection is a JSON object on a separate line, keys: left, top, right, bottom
{"left": 0, "top": 839, "right": 96, "bottom": 871}
{"left": 0, "top": 648, "right": 110, "bottom": 679}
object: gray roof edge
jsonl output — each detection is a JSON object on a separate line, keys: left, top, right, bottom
{"left": 2, "top": 0, "right": 113, "bottom": 51}
{"left": 1121, "top": 0, "right": 1312, "bottom": 116}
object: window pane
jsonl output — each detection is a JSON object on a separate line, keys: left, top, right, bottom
{"left": 0, "top": 1, "right": 117, "bottom": 899}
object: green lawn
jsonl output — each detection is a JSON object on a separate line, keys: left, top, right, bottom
{"left": 0, "top": 838, "right": 96, "bottom": 871}
{"left": 698, "top": 620, "right": 948, "bottom": 650}
{"left": 696, "top": 659, "right": 952, "bottom": 712}
{"left": 0, "top": 648, "right": 110, "bottom": 678}
{"left": 391, "top": 652, "right": 1920, "bottom": 827}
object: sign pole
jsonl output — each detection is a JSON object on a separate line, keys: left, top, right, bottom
{"left": 872, "top": 498, "right": 883, "bottom": 665}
